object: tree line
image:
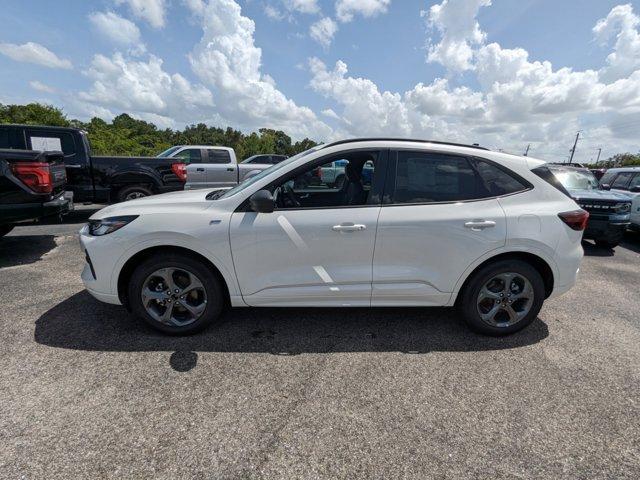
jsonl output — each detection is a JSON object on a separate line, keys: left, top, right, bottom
{"left": 2, "top": 103, "right": 638, "bottom": 166}
{"left": 0, "top": 103, "right": 319, "bottom": 160}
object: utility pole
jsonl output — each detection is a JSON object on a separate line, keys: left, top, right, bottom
{"left": 595, "top": 148, "right": 602, "bottom": 166}
{"left": 568, "top": 131, "right": 580, "bottom": 164}
{"left": 524, "top": 144, "right": 530, "bottom": 156}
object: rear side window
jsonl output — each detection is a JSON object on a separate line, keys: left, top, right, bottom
{"left": 531, "top": 166, "right": 571, "bottom": 197}
{"left": 611, "top": 172, "right": 634, "bottom": 189}
{"left": 470, "top": 158, "right": 528, "bottom": 196}
{"left": 393, "top": 151, "right": 480, "bottom": 203}
{"left": 0, "top": 127, "right": 26, "bottom": 149}
{"left": 208, "top": 150, "right": 231, "bottom": 164}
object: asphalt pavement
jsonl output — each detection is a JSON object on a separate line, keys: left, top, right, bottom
{"left": 1, "top": 206, "right": 639, "bottom": 479}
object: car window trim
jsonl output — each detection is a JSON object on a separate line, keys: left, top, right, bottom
{"left": 382, "top": 148, "right": 533, "bottom": 206}
{"left": 235, "top": 147, "right": 389, "bottom": 213}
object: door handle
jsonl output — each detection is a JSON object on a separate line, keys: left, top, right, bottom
{"left": 464, "top": 220, "right": 496, "bottom": 231}
{"left": 226, "top": 168, "right": 234, "bottom": 172}
{"left": 65, "top": 164, "right": 83, "bottom": 169}
{"left": 332, "top": 223, "right": 366, "bottom": 232}
{"left": 196, "top": 168, "right": 205, "bottom": 172}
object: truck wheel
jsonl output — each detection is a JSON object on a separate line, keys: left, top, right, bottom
{"left": 0, "top": 225, "right": 15, "bottom": 237}
{"left": 458, "top": 259, "right": 545, "bottom": 336}
{"left": 116, "top": 185, "right": 153, "bottom": 203}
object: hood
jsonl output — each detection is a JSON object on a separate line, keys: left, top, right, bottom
{"left": 568, "top": 188, "right": 632, "bottom": 202}
{"left": 91, "top": 188, "right": 214, "bottom": 219}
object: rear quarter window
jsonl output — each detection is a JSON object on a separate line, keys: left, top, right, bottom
{"left": 531, "top": 166, "right": 571, "bottom": 197}
{"left": 470, "top": 158, "right": 529, "bottom": 196}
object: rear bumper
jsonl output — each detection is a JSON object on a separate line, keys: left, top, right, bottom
{"left": 0, "top": 192, "right": 70, "bottom": 224}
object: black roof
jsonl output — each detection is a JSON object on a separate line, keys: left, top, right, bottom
{"left": 320, "top": 138, "right": 489, "bottom": 151}
{"left": 0, "top": 123, "right": 83, "bottom": 133}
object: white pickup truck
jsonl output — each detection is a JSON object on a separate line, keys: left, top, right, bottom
{"left": 182, "top": 147, "right": 286, "bottom": 190}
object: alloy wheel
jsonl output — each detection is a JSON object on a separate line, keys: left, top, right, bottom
{"left": 141, "top": 267, "right": 207, "bottom": 327}
{"left": 476, "top": 272, "right": 534, "bottom": 327}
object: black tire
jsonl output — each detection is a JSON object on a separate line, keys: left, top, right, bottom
{"left": 458, "top": 259, "right": 545, "bottom": 336}
{"left": 0, "top": 225, "right": 15, "bottom": 237}
{"left": 116, "top": 185, "right": 153, "bottom": 203}
{"left": 128, "top": 253, "right": 224, "bottom": 335}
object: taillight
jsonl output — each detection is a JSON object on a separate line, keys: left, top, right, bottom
{"left": 558, "top": 209, "right": 589, "bottom": 231}
{"left": 11, "top": 162, "right": 53, "bottom": 194}
{"left": 171, "top": 162, "right": 187, "bottom": 182}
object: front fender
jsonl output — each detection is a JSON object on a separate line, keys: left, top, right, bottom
{"left": 109, "top": 232, "right": 241, "bottom": 300}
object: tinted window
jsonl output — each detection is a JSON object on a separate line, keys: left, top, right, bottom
{"left": 271, "top": 151, "right": 380, "bottom": 209}
{"left": 207, "top": 150, "right": 231, "bottom": 164}
{"left": 611, "top": 172, "right": 634, "bottom": 189}
{"left": 532, "top": 166, "right": 571, "bottom": 197}
{"left": 471, "top": 159, "right": 528, "bottom": 196}
{"left": 393, "top": 152, "right": 483, "bottom": 203}
{"left": 173, "top": 148, "right": 202, "bottom": 163}
{"left": 0, "top": 127, "right": 26, "bottom": 149}
{"left": 629, "top": 173, "right": 640, "bottom": 190}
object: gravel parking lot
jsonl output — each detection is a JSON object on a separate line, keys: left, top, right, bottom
{"left": 1, "top": 206, "right": 639, "bottom": 479}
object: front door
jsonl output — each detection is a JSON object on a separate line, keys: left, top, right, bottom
{"left": 229, "top": 149, "right": 386, "bottom": 306}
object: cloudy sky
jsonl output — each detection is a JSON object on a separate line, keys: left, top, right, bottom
{"left": 1, "top": 0, "right": 639, "bottom": 162}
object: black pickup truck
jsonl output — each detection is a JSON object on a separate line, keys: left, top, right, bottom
{"left": 0, "top": 124, "right": 186, "bottom": 203}
{"left": 0, "top": 149, "right": 70, "bottom": 237}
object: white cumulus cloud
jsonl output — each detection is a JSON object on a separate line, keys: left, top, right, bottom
{"left": 29, "top": 80, "right": 56, "bottom": 93}
{"left": 89, "top": 11, "right": 145, "bottom": 53}
{"left": 310, "top": 17, "right": 338, "bottom": 48}
{"left": 115, "top": 0, "right": 167, "bottom": 28}
{"left": 593, "top": 3, "right": 640, "bottom": 81}
{"left": 0, "top": 42, "right": 72, "bottom": 69}
{"left": 336, "top": 0, "right": 391, "bottom": 23}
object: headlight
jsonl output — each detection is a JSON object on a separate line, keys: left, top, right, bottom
{"left": 88, "top": 215, "right": 138, "bottom": 236}
{"left": 614, "top": 203, "right": 631, "bottom": 214}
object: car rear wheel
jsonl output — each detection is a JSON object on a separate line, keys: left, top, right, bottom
{"left": 116, "top": 185, "right": 153, "bottom": 203}
{"left": 0, "top": 225, "right": 15, "bottom": 237}
{"left": 458, "top": 259, "right": 545, "bottom": 336}
{"left": 128, "top": 253, "right": 224, "bottom": 335}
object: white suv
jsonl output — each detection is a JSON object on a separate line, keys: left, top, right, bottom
{"left": 79, "top": 139, "right": 586, "bottom": 336}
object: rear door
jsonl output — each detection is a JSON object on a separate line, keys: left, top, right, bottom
{"left": 627, "top": 173, "right": 640, "bottom": 227}
{"left": 372, "top": 150, "right": 517, "bottom": 306}
{"left": 203, "top": 149, "right": 236, "bottom": 188}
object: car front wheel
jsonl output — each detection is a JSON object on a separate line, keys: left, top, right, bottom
{"left": 128, "top": 253, "right": 224, "bottom": 335}
{"left": 458, "top": 259, "right": 545, "bottom": 336}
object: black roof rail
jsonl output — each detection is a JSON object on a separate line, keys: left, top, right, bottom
{"left": 320, "top": 137, "right": 489, "bottom": 151}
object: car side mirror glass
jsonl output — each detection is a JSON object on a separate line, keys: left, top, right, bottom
{"left": 249, "top": 190, "right": 275, "bottom": 213}
{"left": 600, "top": 183, "right": 611, "bottom": 191}
{"left": 630, "top": 186, "right": 640, "bottom": 193}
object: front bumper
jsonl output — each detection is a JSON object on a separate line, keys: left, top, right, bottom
{"left": 583, "top": 216, "right": 629, "bottom": 240}
{"left": 79, "top": 225, "right": 122, "bottom": 305}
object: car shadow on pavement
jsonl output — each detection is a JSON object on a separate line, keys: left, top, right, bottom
{"left": 582, "top": 241, "right": 615, "bottom": 257}
{"left": 0, "top": 235, "right": 58, "bottom": 268}
{"left": 35, "top": 291, "right": 549, "bottom": 359}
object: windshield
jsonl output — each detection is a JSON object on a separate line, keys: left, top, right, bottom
{"left": 552, "top": 169, "right": 600, "bottom": 190}
{"left": 157, "top": 146, "right": 181, "bottom": 157}
{"left": 218, "top": 145, "right": 323, "bottom": 199}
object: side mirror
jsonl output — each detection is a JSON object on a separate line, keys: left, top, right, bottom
{"left": 601, "top": 183, "right": 611, "bottom": 191}
{"left": 249, "top": 190, "right": 275, "bottom": 213}
{"left": 630, "top": 186, "right": 640, "bottom": 193}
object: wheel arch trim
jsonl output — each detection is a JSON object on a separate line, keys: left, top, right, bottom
{"left": 448, "top": 246, "right": 558, "bottom": 306}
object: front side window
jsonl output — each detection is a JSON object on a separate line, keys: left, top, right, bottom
{"left": 628, "top": 173, "right": 640, "bottom": 190}
{"left": 173, "top": 148, "right": 202, "bottom": 164}
{"left": 599, "top": 171, "right": 616, "bottom": 185}
{"left": 611, "top": 172, "right": 634, "bottom": 189}
{"left": 270, "top": 151, "right": 381, "bottom": 209}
